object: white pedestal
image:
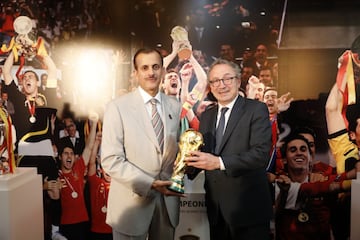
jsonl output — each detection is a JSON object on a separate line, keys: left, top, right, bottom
{"left": 351, "top": 177, "right": 360, "bottom": 240}
{"left": 175, "top": 172, "right": 210, "bottom": 240}
{"left": 0, "top": 167, "right": 44, "bottom": 240}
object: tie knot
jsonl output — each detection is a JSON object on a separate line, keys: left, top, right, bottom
{"left": 220, "top": 107, "right": 229, "bottom": 115}
{"left": 150, "top": 98, "right": 157, "bottom": 105}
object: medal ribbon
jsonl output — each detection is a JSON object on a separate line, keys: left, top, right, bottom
{"left": 26, "top": 99, "right": 36, "bottom": 118}
{"left": 59, "top": 170, "right": 77, "bottom": 196}
{"left": 96, "top": 182, "right": 108, "bottom": 213}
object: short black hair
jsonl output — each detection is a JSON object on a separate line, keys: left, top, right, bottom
{"left": 281, "top": 133, "right": 312, "bottom": 157}
{"left": 57, "top": 138, "right": 75, "bottom": 156}
{"left": 24, "top": 70, "right": 39, "bottom": 81}
{"left": 293, "top": 126, "right": 316, "bottom": 140}
{"left": 263, "top": 87, "right": 277, "bottom": 96}
{"left": 133, "top": 48, "right": 163, "bottom": 70}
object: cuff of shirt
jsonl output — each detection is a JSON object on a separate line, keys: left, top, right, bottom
{"left": 219, "top": 157, "right": 225, "bottom": 170}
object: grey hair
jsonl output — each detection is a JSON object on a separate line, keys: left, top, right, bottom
{"left": 208, "top": 59, "right": 241, "bottom": 81}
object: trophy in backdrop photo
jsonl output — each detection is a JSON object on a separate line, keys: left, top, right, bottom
{"left": 168, "top": 129, "right": 203, "bottom": 194}
{"left": 0, "top": 16, "right": 51, "bottom": 83}
{"left": 170, "top": 26, "right": 192, "bottom": 60}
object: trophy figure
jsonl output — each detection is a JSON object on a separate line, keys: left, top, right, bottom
{"left": 168, "top": 129, "right": 203, "bottom": 194}
{"left": 13, "top": 16, "right": 37, "bottom": 61}
{"left": 170, "top": 26, "right": 192, "bottom": 60}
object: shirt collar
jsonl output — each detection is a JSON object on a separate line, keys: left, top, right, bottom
{"left": 138, "top": 86, "right": 162, "bottom": 104}
{"left": 218, "top": 95, "right": 239, "bottom": 113}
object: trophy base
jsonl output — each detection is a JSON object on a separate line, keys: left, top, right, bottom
{"left": 168, "top": 178, "right": 184, "bottom": 194}
{"left": 178, "top": 49, "right": 192, "bottom": 60}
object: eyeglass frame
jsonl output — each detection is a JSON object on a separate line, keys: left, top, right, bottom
{"left": 208, "top": 76, "right": 237, "bottom": 87}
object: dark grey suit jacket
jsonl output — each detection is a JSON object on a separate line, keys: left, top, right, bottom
{"left": 199, "top": 96, "right": 273, "bottom": 227}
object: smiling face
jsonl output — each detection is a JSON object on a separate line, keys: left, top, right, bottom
{"left": 208, "top": 62, "right": 240, "bottom": 105}
{"left": 285, "top": 139, "right": 311, "bottom": 173}
{"left": 22, "top": 71, "right": 39, "bottom": 97}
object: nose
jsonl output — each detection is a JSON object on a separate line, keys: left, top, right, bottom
{"left": 294, "top": 149, "right": 305, "bottom": 156}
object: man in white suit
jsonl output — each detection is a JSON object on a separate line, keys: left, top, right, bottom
{"left": 101, "top": 48, "right": 183, "bottom": 240}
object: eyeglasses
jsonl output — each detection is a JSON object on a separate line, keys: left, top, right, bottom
{"left": 209, "top": 76, "right": 236, "bottom": 87}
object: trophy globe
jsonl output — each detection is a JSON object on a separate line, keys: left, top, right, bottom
{"left": 13, "top": 16, "right": 33, "bottom": 35}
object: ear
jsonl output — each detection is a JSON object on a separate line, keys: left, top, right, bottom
{"left": 349, "top": 131, "right": 356, "bottom": 141}
{"left": 160, "top": 66, "right": 165, "bottom": 79}
{"left": 159, "top": 67, "right": 166, "bottom": 86}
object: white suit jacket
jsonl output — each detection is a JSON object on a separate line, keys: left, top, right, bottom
{"left": 101, "top": 89, "right": 181, "bottom": 235}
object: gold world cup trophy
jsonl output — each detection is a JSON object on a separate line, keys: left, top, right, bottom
{"left": 0, "top": 107, "right": 15, "bottom": 175}
{"left": 13, "top": 16, "right": 38, "bottom": 61}
{"left": 170, "top": 26, "right": 192, "bottom": 60}
{"left": 168, "top": 129, "right": 203, "bottom": 194}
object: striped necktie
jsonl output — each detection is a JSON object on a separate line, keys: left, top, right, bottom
{"left": 150, "top": 98, "right": 164, "bottom": 153}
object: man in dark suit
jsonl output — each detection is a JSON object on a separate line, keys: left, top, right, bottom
{"left": 61, "top": 116, "right": 85, "bottom": 157}
{"left": 186, "top": 59, "right": 273, "bottom": 240}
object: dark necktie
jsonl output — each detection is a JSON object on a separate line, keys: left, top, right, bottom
{"left": 215, "top": 107, "right": 229, "bottom": 154}
{"left": 150, "top": 98, "right": 164, "bottom": 153}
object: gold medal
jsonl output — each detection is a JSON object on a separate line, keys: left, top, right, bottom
{"left": 298, "top": 212, "right": 309, "bottom": 223}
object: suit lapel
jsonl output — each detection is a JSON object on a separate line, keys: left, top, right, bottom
{"left": 161, "top": 93, "right": 177, "bottom": 154}
{"left": 218, "top": 97, "right": 244, "bottom": 153}
{"left": 202, "top": 105, "right": 218, "bottom": 153}
{"left": 130, "top": 90, "right": 161, "bottom": 152}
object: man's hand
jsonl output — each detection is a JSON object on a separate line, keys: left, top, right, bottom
{"left": 275, "top": 174, "right": 291, "bottom": 192}
{"left": 179, "top": 62, "right": 193, "bottom": 82}
{"left": 277, "top": 92, "right": 293, "bottom": 112}
{"left": 88, "top": 110, "right": 99, "bottom": 123}
{"left": 151, "top": 180, "right": 185, "bottom": 197}
{"left": 44, "top": 177, "right": 62, "bottom": 200}
{"left": 309, "top": 172, "right": 328, "bottom": 182}
{"left": 185, "top": 151, "right": 220, "bottom": 170}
